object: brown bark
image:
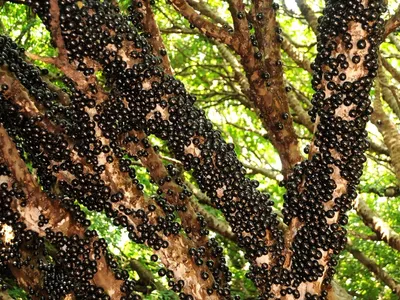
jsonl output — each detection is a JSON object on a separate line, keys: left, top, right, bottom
{"left": 126, "top": 7, "right": 231, "bottom": 289}
{"left": 0, "top": 0, "right": 391, "bottom": 298}
{"left": 169, "top": 0, "right": 234, "bottom": 47}
{"left": 248, "top": 0, "right": 303, "bottom": 177}
{"left": 286, "top": 72, "right": 389, "bottom": 158}
{"left": 279, "top": 8, "right": 391, "bottom": 159}
{"left": 137, "top": 1, "right": 173, "bottom": 75}
{"left": 5, "top": 247, "right": 49, "bottom": 299}
{"left": 122, "top": 132, "right": 205, "bottom": 241}
{"left": 132, "top": 3, "right": 236, "bottom": 244}
{"left": 187, "top": 177, "right": 352, "bottom": 299}
{"left": 2, "top": 47, "right": 218, "bottom": 300}
{"left": 122, "top": 131, "right": 231, "bottom": 291}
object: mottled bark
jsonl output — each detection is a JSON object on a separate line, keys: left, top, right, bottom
{"left": 281, "top": 0, "right": 384, "bottom": 298}
{"left": 0, "top": 0, "right": 393, "bottom": 298}
{"left": 170, "top": 0, "right": 302, "bottom": 177}
{"left": 169, "top": 0, "right": 234, "bottom": 47}
{"left": 2, "top": 43, "right": 218, "bottom": 300}
{"left": 279, "top": 19, "right": 391, "bottom": 159}
{"left": 247, "top": 0, "right": 303, "bottom": 177}
{"left": 122, "top": 131, "right": 213, "bottom": 245}
{"left": 187, "top": 174, "right": 352, "bottom": 300}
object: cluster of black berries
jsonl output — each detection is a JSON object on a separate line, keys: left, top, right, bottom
{"left": 279, "top": 0, "right": 384, "bottom": 298}
{"left": 0, "top": 0, "right": 274, "bottom": 296}
{"left": 0, "top": 36, "right": 143, "bottom": 299}
{"left": 31, "top": 0, "right": 284, "bottom": 295}
{"left": 0, "top": 34, "right": 169, "bottom": 252}
{"left": 0, "top": 7, "right": 230, "bottom": 298}
{"left": 0, "top": 159, "right": 140, "bottom": 299}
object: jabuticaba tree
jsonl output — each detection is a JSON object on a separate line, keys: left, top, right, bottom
{"left": 0, "top": 0, "right": 396, "bottom": 300}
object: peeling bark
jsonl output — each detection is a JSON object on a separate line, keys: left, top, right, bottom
{"left": 280, "top": 0, "right": 385, "bottom": 298}
{"left": 169, "top": 0, "right": 234, "bottom": 47}
{"left": 0, "top": 0, "right": 394, "bottom": 298}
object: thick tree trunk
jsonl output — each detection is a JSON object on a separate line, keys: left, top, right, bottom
{"left": 0, "top": 125, "right": 127, "bottom": 298}
{"left": 280, "top": 0, "right": 385, "bottom": 298}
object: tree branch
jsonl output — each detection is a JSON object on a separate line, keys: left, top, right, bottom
{"left": 186, "top": 0, "right": 232, "bottom": 30}
{"left": 282, "top": 39, "right": 313, "bottom": 73}
{"left": 389, "top": 34, "right": 400, "bottom": 51}
{"left": 384, "top": 4, "right": 400, "bottom": 38}
{"left": 347, "top": 242, "right": 400, "bottom": 296}
{"left": 371, "top": 77, "right": 400, "bottom": 182}
{"left": 137, "top": 1, "right": 173, "bottom": 75}
{"left": 168, "top": 0, "right": 235, "bottom": 47}
{"left": 214, "top": 41, "right": 250, "bottom": 94}
{"left": 281, "top": 0, "right": 386, "bottom": 297}
{"left": 378, "top": 61, "right": 400, "bottom": 119}
{"left": 381, "top": 54, "right": 400, "bottom": 83}
{"left": 354, "top": 196, "right": 400, "bottom": 252}
{"left": 295, "top": 0, "right": 319, "bottom": 34}
{"left": 3, "top": 27, "right": 220, "bottom": 298}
